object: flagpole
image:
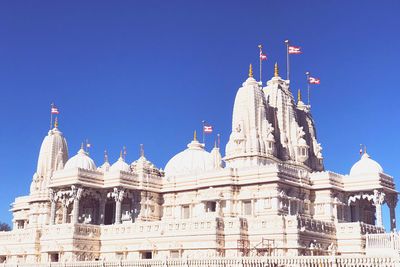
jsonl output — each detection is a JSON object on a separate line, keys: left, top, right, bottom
{"left": 258, "top": 44, "right": 262, "bottom": 83}
{"left": 285, "top": 40, "right": 290, "bottom": 80}
{"left": 49, "top": 103, "right": 54, "bottom": 130}
{"left": 202, "top": 120, "right": 205, "bottom": 145}
{"left": 306, "top": 72, "right": 311, "bottom": 106}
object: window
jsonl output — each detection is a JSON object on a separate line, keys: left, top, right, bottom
{"left": 141, "top": 251, "right": 152, "bottom": 259}
{"left": 182, "top": 205, "right": 190, "bottom": 219}
{"left": 205, "top": 201, "right": 216, "bottom": 212}
{"left": 243, "top": 201, "right": 252, "bottom": 216}
{"left": 49, "top": 253, "right": 59, "bottom": 262}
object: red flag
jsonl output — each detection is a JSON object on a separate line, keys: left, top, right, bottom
{"left": 51, "top": 106, "right": 59, "bottom": 114}
{"left": 288, "top": 46, "right": 302, "bottom": 54}
{"left": 260, "top": 51, "right": 267, "bottom": 61}
{"left": 203, "top": 125, "right": 213, "bottom": 133}
{"left": 308, "top": 77, "right": 321, "bottom": 84}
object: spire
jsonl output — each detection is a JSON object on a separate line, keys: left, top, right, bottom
{"left": 193, "top": 130, "right": 197, "bottom": 141}
{"left": 249, "top": 64, "right": 253, "bottom": 78}
{"left": 80, "top": 142, "right": 84, "bottom": 150}
{"left": 140, "top": 144, "right": 144, "bottom": 157}
{"left": 119, "top": 150, "right": 123, "bottom": 158}
{"left": 54, "top": 117, "right": 59, "bottom": 128}
{"left": 297, "top": 89, "right": 302, "bottom": 103}
{"left": 104, "top": 149, "right": 109, "bottom": 163}
{"left": 274, "top": 62, "right": 279, "bottom": 77}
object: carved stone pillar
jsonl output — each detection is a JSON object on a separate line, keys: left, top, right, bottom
{"left": 373, "top": 190, "right": 385, "bottom": 228}
{"left": 49, "top": 189, "right": 57, "bottom": 225}
{"left": 387, "top": 194, "right": 398, "bottom": 231}
{"left": 60, "top": 196, "right": 69, "bottom": 224}
{"left": 99, "top": 197, "right": 106, "bottom": 225}
{"left": 71, "top": 186, "right": 83, "bottom": 224}
{"left": 109, "top": 188, "right": 125, "bottom": 224}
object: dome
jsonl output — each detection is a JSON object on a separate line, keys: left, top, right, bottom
{"left": 110, "top": 155, "right": 131, "bottom": 172}
{"left": 64, "top": 147, "right": 97, "bottom": 171}
{"left": 349, "top": 153, "right": 383, "bottom": 176}
{"left": 98, "top": 161, "right": 110, "bottom": 172}
{"left": 165, "top": 135, "right": 214, "bottom": 177}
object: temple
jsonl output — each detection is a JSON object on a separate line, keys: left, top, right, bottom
{"left": 0, "top": 64, "right": 397, "bottom": 263}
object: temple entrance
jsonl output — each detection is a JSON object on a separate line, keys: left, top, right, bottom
{"left": 104, "top": 201, "right": 115, "bottom": 225}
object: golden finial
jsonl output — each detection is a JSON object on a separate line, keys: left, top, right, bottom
{"left": 194, "top": 130, "right": 197, "bottom": 141}
{"left": 274, "top": 62, "right": 279, "bottom": 77}
{"left": 248, "top": 64, "right": 253, "bottom": 78}
{"left": 54, "top": 117, "right": 59, "bottom": 128}
{"left": 297, "top": 89, "right": 302, "bottom": 103}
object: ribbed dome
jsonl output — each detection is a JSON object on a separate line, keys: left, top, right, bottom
{"left": 350, "top": 153, "right": 383, "bottom": 176}
{"left": 64, "top": 147, "right": 97, "bottom": 171}
{"left": 110, "top": 156, "right": 130, "bottom": 172}
{"left": 165, "top": 138, "right": 213, "bottom": 177}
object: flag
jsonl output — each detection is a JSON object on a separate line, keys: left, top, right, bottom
{"left": 308, "top": 77, "right": 321, "bottom": 84}
{"left": 288, "top": 46, "right": 302, "bottom": 54}
{"left": 260, "top": 51, "right": 267, "bottom": 61}
{"left": 51, "top": 106, "right": 59, "bottom": 114}
{"left": 203, "top": 125, "right": 213, "bottom": 133}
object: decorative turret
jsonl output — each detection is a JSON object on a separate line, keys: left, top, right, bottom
{"left": 225, "top": 64, "right": 276, "bottom": 167}
{"left": 98, "top": 150, "right": 111, "bottom": 172}
{"left": 264, "top": 64, "right": 324, "bottom": 171}
{"left": 131, "top": 144, "right": 163, "bottom": 177}
{"left": 210, "top": 141, "right": 224, "bottom": 169}
{"left": 30, "top": 123, "right": 69, "bottom": 194}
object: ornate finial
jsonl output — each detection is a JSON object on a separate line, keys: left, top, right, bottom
{"left": 217, "top": 133, "right": 221, "bottom": 148}
{"left": 80, "top": 142, "right": 84, "bottom": 151}
{"left": 194, "top": 130, "right": 197, "bottom": 141}
{"left": 104, "top": 150, "right": 109, "bottom": 163}
{"left": 249, "top": 64, "right": 253, "bottom": 78}
{"left": 274, "top": 62, "right": 279, "bottom": 77}
{"left": 140, "top": 144, "right": 144, "bottom": 157}
{"left": 359, "top": 144, "right": 367, "bottom": 156}
{"left": 297, "top": 89, "right": 302, "bottom": 103}
{"left": 54, "top": 117, "right": 59, "bottom": 128}
{"left": 119, "top": 150, "right": 123, "bottom": 158}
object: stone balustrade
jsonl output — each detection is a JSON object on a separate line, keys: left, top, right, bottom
{"left": 366, "top": 232, "right": 400, "bottom": 257}
{"left": 1, "top": 256, "right": 399, "bottom": 267}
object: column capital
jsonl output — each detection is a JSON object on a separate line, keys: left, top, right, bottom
{"left": 372, "top": 190, "right": 385, "bottom": 206}
{"left": 71, "top": 185, "right": 83, "bottom": 201}
{"left": 108, "top": 187, "right": 125, "bottom": 202}
{"left": 49, "top": 189, "right": 58, "bottom": 203}
{"left": 386, "top": 194, "right": 398, "bottom": 208}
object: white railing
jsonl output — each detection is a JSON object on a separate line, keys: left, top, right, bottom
{"left": 1, "top": 256, "right": 399, "bottom": 267}
{"left": 366, "top": 232, "right": 400, "bottom": 256}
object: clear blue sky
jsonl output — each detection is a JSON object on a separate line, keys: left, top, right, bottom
{"left": 0, "top": 1, "right": 399, "bottom": 229}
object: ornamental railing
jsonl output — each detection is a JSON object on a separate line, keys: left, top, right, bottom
{"left": 366, "top": 232, "right": 400, "bottom": 257}
{"left": 1, "top": 256, "right": 399, "bottom": 267}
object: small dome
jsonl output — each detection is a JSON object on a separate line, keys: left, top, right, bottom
{"left": 350, "top": 153, "right": 383, "bottom": 176}
{"left": 64, "top": 147, "right": 96, "bottom": 171}
{"left": 98, "top": 161, "right": 110, "bottom": 172}
{"left": 165, "top": 137, "right": 213, "bottom": 178}
{"left": 110, "top": 156, "right": 131, "bottom": 172}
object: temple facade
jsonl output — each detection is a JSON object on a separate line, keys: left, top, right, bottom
{"left": 0, "top": 64, "right": 397, "bottom": 264}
